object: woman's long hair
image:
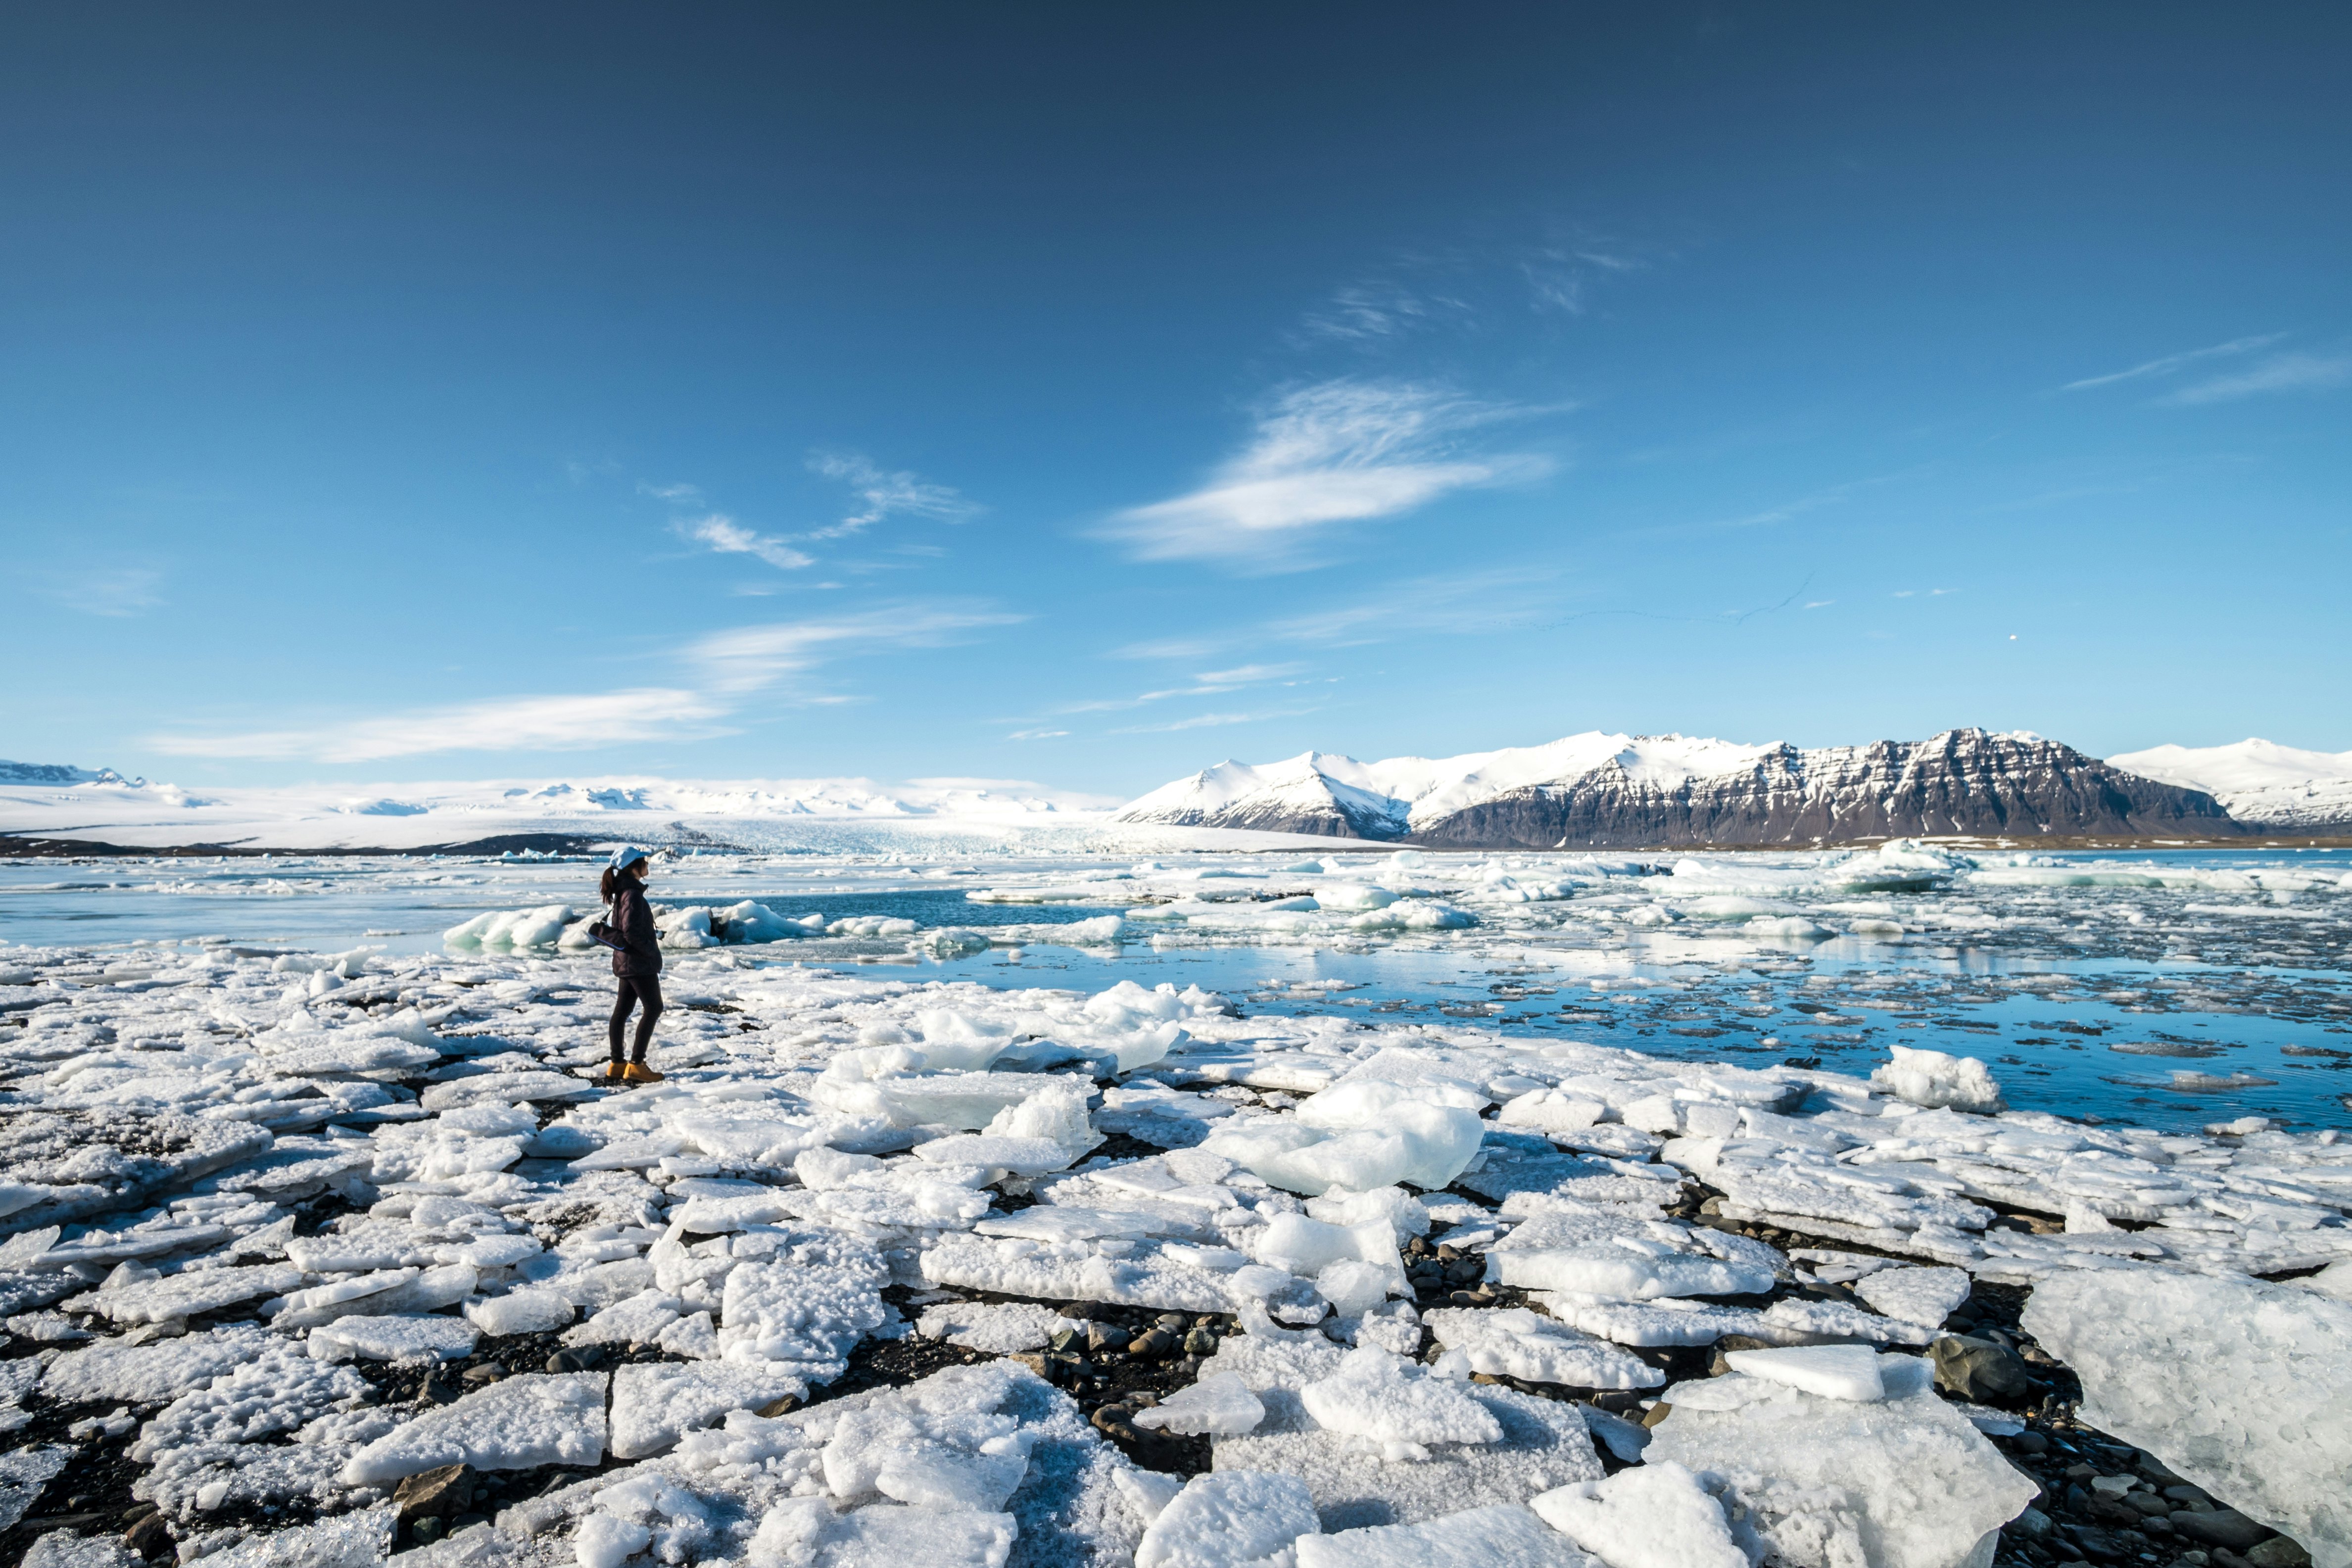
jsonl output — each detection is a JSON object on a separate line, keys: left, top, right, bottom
{"left": 600, "top": 860, "right": 643, "bottom": 903}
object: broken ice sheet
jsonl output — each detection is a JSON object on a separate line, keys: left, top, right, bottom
{"left": 341, "top": 1370, "right": 608, "bottom": 1484}
{"left": 1647, "top": 1373, "right": 2035, "bottom": 1568}
{"left": 1206, "top": 1332, "right": 1604, "bottom": 1530}
{"left": 1423, "top": 1307, "right": 1663, "bottom": 1391}
{"left": 1132, "top": 1372, "right": 1267, "bottom": 1436}
{"left": 2023, "top": 1268, "right": 2352, "bottom": 1568}
{"left": 1531, "top": 1463, "right": 1744, "bottom": 1568}
{"left": 1136, "top": 1470, "right": 1320, "bottom": 1568}
{"left": 0, "top": 1445, "right": 70, "bottom": 1531}
{"left": 917, "top": 1299, "right": 1069, "bottom": 1354}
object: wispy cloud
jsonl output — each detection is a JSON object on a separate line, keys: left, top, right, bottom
{"left": 150, "top": 603, "right": 1018, "bottom": 762}
{"left": 680, "top": 514, "right": 815, "bottom": 570}
{"left": 1108, "top": 571, "right": 1564, "bottom": 663}
{"left": 1100, "top": 380, "right": 1553, "bottom": 570}
{"left": 1521, "top": 240, "right": 1655, "bottom": 316}
{"left": 2158, "top": 351, "right": 2352, "bottom": 407}
{"left": 150, "top": 687, "right": 731, "bottom": 763}
{"left": 1109, "top": 708, "right": 1324, "bottom": 735}
{"left": 1296, "top": 281, "right": 1470, "bottom": 344}
{"left": 687, "top": 605, "right": 1019, "bottom": 694}
{"left": 664, "top": 452, "right": 977, "bottom": 572}
{"left": 1007, "top": 728, "right": 1068, "bottom": 741}
{"left": 1715, "top": 472, "right": 1910, "bottom": 530}
{"left": 804, "top": 451, "right": 980, "bottom": 541}
{"left": 1043, "top": 663, "right": 1312, "bottom": 718}
{"left": 1265, "top": 569, "right": 1565, "bottom": 647}
{"left": 42, "top": 567, "right": 163, "bottom": 618}
{"left": 2060, "top": 333, "right": 2286, "bottom": 393}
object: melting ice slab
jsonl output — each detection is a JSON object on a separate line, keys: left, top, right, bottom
{"left": 1297, "top": 1502, "right": 1603, "bottom": 1568}
{"left": 340, "top": 1370, "right": 608, "bottom": 1484}
{"left": 1647, "top": 1370, "right": 2036, "bottom": 1568}
{"left": 2022, "top": 1268, "right": 2352, "bottom": 1568}
{"left": 1532, "top": 1462, "right": 1744, "bottom": 1568}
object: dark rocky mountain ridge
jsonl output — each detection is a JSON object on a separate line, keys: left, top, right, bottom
{"left": 1115, "top": 729, "right": 2253, "bottom": 849}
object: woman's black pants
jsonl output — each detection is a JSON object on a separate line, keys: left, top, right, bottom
{"left": 610, "top": 974, "right": 663, "bottom": 1064}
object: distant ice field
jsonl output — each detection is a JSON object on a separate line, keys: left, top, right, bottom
{"left": 4, "top": 842, "right": 2347, "bottom": 1133}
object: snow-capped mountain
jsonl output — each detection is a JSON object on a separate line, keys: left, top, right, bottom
{"left": 1113, "top": 729, "right": 2250, "bottom": 848}
{"left": 0, "top": 770, "right": 1122, "bottom": 853}
{"left": 2107, "top": 739, "right": 2352, "bottom": 833}
{"left": 0, "top": 760, "right": 144, "bottom": 786}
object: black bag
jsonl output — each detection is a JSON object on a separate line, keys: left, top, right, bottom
{"left": 584, "top": 918, "right": 627, "bottom": 954}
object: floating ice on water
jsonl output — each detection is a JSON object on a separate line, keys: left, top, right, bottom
{"left": 443, "top": 905, "right": 577, "bottom": 950}
{"left": 1871, "top": 1046, "right": 2005, "bottom": 1115}
{"left": 1530, "top": 1461, "right": 1744, "bottom": 1568}
{"left": 2023, "top": 1268, "right": 2352, "bottom": 1568}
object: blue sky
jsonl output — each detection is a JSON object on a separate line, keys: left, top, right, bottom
{"left": 5, "top": 4, "right": 2347, "bottom": 796}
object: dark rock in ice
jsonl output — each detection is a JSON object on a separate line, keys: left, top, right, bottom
{"left": 2172, "top": 1508, "right": 2276, "bottom": 1552}
{"left": 393, "top": 1463, "right": 475, "bottom": 1523}
{"left": 1932, "top": 1332, "right": 2034, "bottom": 1400}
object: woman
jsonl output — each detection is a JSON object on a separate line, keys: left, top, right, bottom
{"left": 598, "top": 846, "right": 666, "bottom": 1085}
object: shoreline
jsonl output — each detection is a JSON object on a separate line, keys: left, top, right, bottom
{"left": 5, "top": 830, "right": 2350, "bottom": 859}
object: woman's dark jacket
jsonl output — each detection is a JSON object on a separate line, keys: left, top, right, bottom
{"left": 608, "top": 882, "right": 664, "bottom": 978}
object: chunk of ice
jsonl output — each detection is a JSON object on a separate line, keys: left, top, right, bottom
{"left": 2022, "top": 1268, "right": 2352, "bottom": 1568}
{"left": 1133, "top": 1373, "right": 1267, "bottom": 1437}
{"left": 1137, "top": 1470, "right": 1321, "bottom": 1568}
{"left": 916, "top": 1300, "right": 1067, "bottom": 1354}
{"left": 752, "top": 1498, "right": 1019, "bottom": 1568}
{"left": 195, "top": 1505, "right": 396, "bottom": 1568}
{"left": 1870, "top": 1046, "right": 2004, "bottom": 1115}
{"left": 1720, "top": 1344, "right": 1888, "bottom": 1402}
{"left": 467, "top": 1287, "right": 577, "bottom": 1336}
{"left": 309, "top": 1312, "right": 480, "bottom": 1363}
{"left": 611, "top": 1360, "right": 811, "bottom": 1459}
{"left": 1298, "top": 1346, "right": 1503, "bottom": 1454}
{"left": 341, "top": 1371, "right": 608, "bottom": 1484}
{"left": 1648, "top": 1377, "right": 2034, "bottom": 1568}
{"left": 1296, "top": 1503, "right": 1600, "bottom": 1568}
{"left": 1854, "top": 1265, "right": 1971, "bottom": 1328}
{"left": 1423, "top": 1308, "right": 1663, "bottom": 1391}
{"left": 1530, "top": 1462, "right": 1745, "bottom": 1568}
